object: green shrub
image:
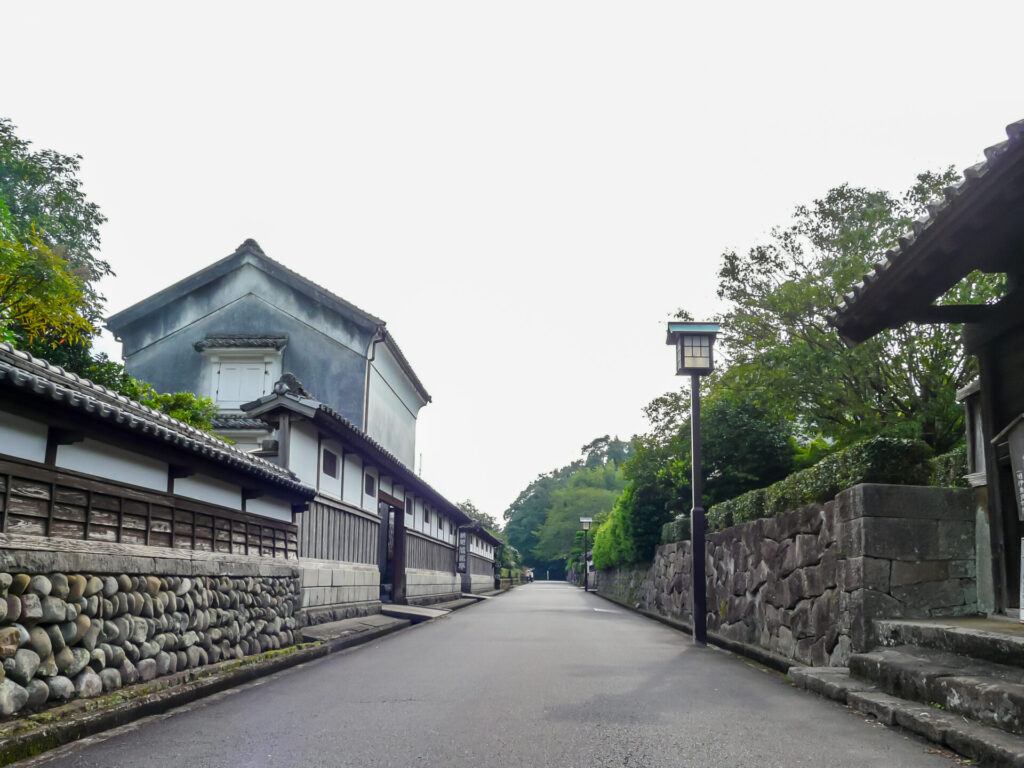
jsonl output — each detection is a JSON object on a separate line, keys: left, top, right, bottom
{"left": 929, "top": 445, "right": 968, "bottom": 488}
{"left": 592, "top": 503, "right": 635, "bottom": 570}
{"left": 659, "top": 516, "right": 691, "bottom": 545}
{"left": 707, "top": 437, "right": 933, "bottom": 532}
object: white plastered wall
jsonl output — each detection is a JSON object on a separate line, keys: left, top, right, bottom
{"left": 0, "top": 411, "right": 47, "bottom": 463}
{"left": 57, "top": 439, "right": 168, "bottom": 492}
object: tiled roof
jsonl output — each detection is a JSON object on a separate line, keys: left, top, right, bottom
{"left": 211, "top": 415, "right": 272, "bottom": 432}
{"left": 194, "top": 334, "right": 288, "bottom": 351}
{"left": 0, "top": 344, "right": 314, "bottom": 498}
{"left": 831, "top": 119, "right": 1024, "bottom": 338}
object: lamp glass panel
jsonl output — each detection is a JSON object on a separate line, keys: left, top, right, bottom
{"left": 682, "top": 335, "right": 711, "bottom": 369}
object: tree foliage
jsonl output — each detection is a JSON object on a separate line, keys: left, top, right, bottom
{"left": 594, "top": 391, "right": 795, "bottom": 567}
{"left": 0, "top": 118, "right": 109, "bottom": 325}
{"left": 0, "top": 118, "right": 218, "bottom": 433}
{"left": 716, "top": 172, "right": 1004, "bottom": 453}
{"left": 502, "top": 436, "right": 630, "bottom": 578}
{"left": 456, "top": 500, "right": 501, "bottom": 535}
{"left": 531, "top": 462, "right": 627, "bottom": 563}
{"left": 0, "top": 202, "right": 92, "bottom": 346}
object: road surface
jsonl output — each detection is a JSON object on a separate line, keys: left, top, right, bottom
{"left": 26, "top": 582, "right": 955, "bottom": 767}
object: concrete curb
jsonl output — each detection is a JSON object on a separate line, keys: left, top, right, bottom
{"left": 593, "top": 590, "right": 794, "bottom": 674}
{"left": 0, "top": 621, "right": 408, "bottom": 765}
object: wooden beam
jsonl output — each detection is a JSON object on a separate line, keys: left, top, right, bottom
{"left": 906, "top": 304, "right": 998, "bottom": 325}
{"left": 44, "top": 428, "right": 84, "bottom": 465}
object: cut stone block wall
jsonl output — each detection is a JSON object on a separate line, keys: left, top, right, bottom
{"left": 405, "top": 568, "right": 460, "bottom": 605}
{"left": 0, "top": 542, "right": 301, "bottom": 718}
{"left": 597, "top": 483, "right": 975, "bottom": 667}
{"left": 299, "top": 559, "right": 380, "bottom": 624}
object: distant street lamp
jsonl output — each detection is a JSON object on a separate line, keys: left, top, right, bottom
{"left": 666, "top": 321, "right": 720, "bottom": 647}
{"left": 580, "top": 517, "right": 593, "bottom": 592}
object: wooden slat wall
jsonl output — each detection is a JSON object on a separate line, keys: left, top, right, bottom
{"left": 0, "top": 459, "right": 297, "bottom": 559}
{"left": 406, "top": 531, "right": 456, "bottom": 572}
{"left": 470, "top": 553, "right": 494, "bottom": 576}
{"left": 294, "top": 499, "right": 379, "bottom": 564}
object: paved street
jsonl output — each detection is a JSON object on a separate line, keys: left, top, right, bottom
{"left": 28, "top": 583, "right": 954, "bottom": 768}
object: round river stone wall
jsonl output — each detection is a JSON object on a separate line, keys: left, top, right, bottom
{"left": 0, "top": 570, "right": 301, "bottom": 717}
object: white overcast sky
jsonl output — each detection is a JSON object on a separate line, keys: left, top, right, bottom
{"left": 3, "top": 2, "right": 1022, "bottom": 522}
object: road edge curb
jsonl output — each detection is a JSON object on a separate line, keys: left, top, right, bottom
{"left": 0, "top": 620, "right": 409, "bottom": 765}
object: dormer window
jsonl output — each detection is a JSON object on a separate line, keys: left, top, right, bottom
{"left": 195, "top": 335, "right": 286, "bottom": 411}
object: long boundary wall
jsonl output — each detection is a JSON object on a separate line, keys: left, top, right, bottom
{"left": 0, "top": 534, "right": 301, "bottom": 718}
{"left": 598, "top": 484, "right": 975, "bottom": 666}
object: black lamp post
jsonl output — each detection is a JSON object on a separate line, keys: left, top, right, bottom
{"left": 666, "top": 321, "right": 719, "bottom": 647}
{"left": 580, "top": 517, "right": 592, "bottom": 591}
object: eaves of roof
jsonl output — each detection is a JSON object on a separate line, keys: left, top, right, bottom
{"left": 831, "top": 119, "right": 1024, "bottom": 343}
{"left": 381, "top": 329, "right": 431, "bottom": 404}
{"left": 106, "top": 239, "right": 383, "bottom": 335}
{"left": 0, "top": 343, "right": 314, "bottom": 500}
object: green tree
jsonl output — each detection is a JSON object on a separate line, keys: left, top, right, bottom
{"left": 503, "top": 461, "right": 583, "bottom": 575}
{"left": 0, "top": 118, "right": 109, "bottom": 325}
{"left": 716, "top": 172, "right": 1004, "bottom": 453}
{"left": 531, "top": 462, "right": 627, "bottom": 564}
{"left": 456, "top": 500, "right": 501, "bottom": 534}
{"left": 610, "top": 388, "right": 795, "bottom": 565}
{"left": 0, "top": 201, "right": 92, "bottom": 346}
{"left": 0, "top": 119, "right": 218, "bottom": 433}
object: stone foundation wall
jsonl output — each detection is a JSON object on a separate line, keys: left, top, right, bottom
{"left": 0, "top": 542, "right": 301, "bottom": 718}
{"left": 299, "top": 560, "right": 381, "bottom": 625}
{"left": 405, "top": 569, "right": 460, "bottom": 605}
{"left": 598, "top": 483, "right": 975, "bottom": 667}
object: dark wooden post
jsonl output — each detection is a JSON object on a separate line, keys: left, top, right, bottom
{"left": 691, "top": 373, "right": 708, "bottom": 647}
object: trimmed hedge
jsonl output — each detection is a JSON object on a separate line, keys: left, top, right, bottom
{"left": 706, "top": 437, "right": 932, "bottom": 532}
{"left": 929, "top": 445, "right": 969, "bottom": 488}
{"left": 660, "top": 516, "right": 691, "bottom": 545}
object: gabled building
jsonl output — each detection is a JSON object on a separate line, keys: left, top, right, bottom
{"left": 106, "top": 239, "right": 430, "bottom": 466}
{"left": 106, "top": 239, "right": 500, "bottom": 619}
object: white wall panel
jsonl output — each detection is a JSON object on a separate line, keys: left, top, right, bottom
{"left": 57, "top": 439, "right": 167, "bottom": 491}
{"left": 0, "top": 410, "right": 48, "bottom": 463}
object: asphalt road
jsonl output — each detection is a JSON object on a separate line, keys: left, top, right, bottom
{"left": 27, "top": 582, "right": 955, "bottom": 768}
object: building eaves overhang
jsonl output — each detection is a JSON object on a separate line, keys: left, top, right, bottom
{"left": 0, "top": 343, "right": 315, "bottom": 500}
{"left": 830, "top": 119, "right": 1024, "bottom": 345}
{"left": 462, "top": 520, "right": 502, "bottom": 547}
{"left": 380, "top": 329, "right": 431, "bottom": 404}
{"left": 242, "top": 392, "right": 469, "bottom": 525}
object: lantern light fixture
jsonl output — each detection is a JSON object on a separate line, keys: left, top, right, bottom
{"left": 666, "top": 322, "right": 720, "bottom": 376}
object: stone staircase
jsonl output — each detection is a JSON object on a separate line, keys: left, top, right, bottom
{"left": 790, "top": 618, "right": 1024, "bottom": 766}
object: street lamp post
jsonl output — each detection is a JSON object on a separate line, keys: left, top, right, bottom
{"left": 580, "top": 517, "right": 593, "bottom": 592}
{"left": 666, "top": 321, "right": 720, "bottom": 647}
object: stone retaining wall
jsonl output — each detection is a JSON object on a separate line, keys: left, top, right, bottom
{"left": 598, "top": 483, "right": 975, "bottom": 667}
{"left": 0, "top": 543, "right": 301, "bottom": 718}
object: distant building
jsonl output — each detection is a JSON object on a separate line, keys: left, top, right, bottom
{"left": 106, "top": 239, "right": 430, "bottom": 465}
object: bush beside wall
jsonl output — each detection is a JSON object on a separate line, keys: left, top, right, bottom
{"left": 929, "top": 445, "right": 969, "bottom": 488}
{"left": 707, "top": 437, "right": 932, "bottom": 532}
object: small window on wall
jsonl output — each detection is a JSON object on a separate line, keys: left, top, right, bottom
{"left": 322, "top": 449, "right": 339, "bottom": 478}
{"left": 424, "top": 509, "right": 431, "bottom": 526}
{"left": 364, "top": 474, "right": 376, "bottom": 497}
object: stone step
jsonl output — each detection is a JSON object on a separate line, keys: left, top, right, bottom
{"left": 847, "top": 690, "right": 1024, "bottom": 768}
{"left": 850, "top": 645, "right": 1024, "bottom": 735}
{"left": 876, "top": 618, "right": 1024, "bottom": 668}
{"left": 787, "top": 666, "right": 879, "bottom": 704}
